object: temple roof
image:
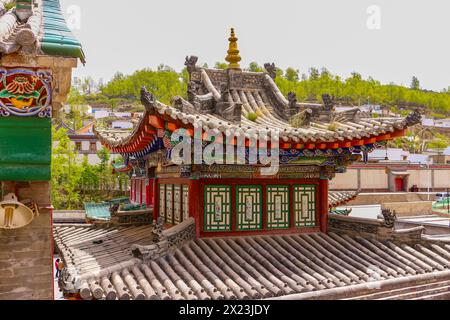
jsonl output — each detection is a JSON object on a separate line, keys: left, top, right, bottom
{"left": 95, "top": 29, "right": 420, "bottom": 156}
{"left": 0, "top": 0, "right": 85, "bottom": 63}
{"left": 54, "top": 223, "right": 450, "bottom": 300}
{"left": 96, "top": 85, "right": 420, "bottom": 153}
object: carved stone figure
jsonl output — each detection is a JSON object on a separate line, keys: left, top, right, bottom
{"left": 140, "top": 86, "right": 156, "bottom": 113}
{"left": 187, "top": 81, "right": 199, "bottom": 102}
{"left": 322, "top": 93, "right": 334, "bottom": 111}
{"left": 380, "top": 209, "right": 397, "bottom": 228}
{"left": 184, "top": 55, "right": 198, "bottom": 74}
{"left": 152, "top": 216, "right": 165, "bottom": 243}
{"left": 405, "top": 110, "right": 422, "bottom": 126}
{"left": 287, "top": 92, "right": 299, "bottom": 117}
{"left": 264, "top": 62, "right": 277, "bottom": 79}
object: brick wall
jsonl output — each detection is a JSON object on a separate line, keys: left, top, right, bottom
{"left": 0, "top": 182, "right": 53, "bottom": 300}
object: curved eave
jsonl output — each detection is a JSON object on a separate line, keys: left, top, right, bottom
{"left": 328, "top": 190, "right": 361, "bottom": 208}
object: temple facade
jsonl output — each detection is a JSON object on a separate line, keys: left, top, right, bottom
{"left": 96, "top": 29, "right": 420, "bottom": 238}
{"left": 0, "top": 0, "right": 83, "bottom": 300}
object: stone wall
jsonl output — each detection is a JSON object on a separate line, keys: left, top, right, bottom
{"left": 381, "top": 201, "right": 433, "bottom": 217}
{"left": 0, "top": 181, "right": 53, "bottom": 300}
{"left": 330, "top": 165, "right": 450, "bottom": 192}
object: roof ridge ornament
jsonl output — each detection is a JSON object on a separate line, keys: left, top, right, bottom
{"left": 225, "top": 28, "right": 241, "bottom": 69}
{"left": 264, "top": 63, "right": 277, "bottom": 79}
{"left": 140, "top": 86, "right": 156, "bottom": 114}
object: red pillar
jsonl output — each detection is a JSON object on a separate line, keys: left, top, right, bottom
{"left": 319, "top": 179, "right": 329, "bottom": 233}
{"left": 189, "top": 180, "right": 201, "bottom": 237}
{"left": 153, "top": 179, "right": 159, "bottom": 222}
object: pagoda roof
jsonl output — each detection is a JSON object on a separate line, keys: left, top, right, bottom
{"left": 54, "top": 223, "right": 450, "bottom": 300}
{"left": 95, "top": 30, "right": 420, "bottom": 155}
{"left": 96, "top": 81, "right": 421, "bottom": 154}
{"left": 0, "top": 0, "right": 85, "bottom": 63}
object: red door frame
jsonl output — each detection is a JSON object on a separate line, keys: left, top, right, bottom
{"left": 395, "top": 177, "right": 404, "bottom": 192}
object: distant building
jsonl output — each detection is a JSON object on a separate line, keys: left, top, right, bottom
{"left": 54, "top": 121, "right": 121, "bottom": 165}
{"left": 61, "top": 104, "right": 93, "bottom": 115}
{"left": 111, "top": 121, "right": 133, "bottom": 129}
{"left": 422, "top": 118, "right": 450, "bottom": 129}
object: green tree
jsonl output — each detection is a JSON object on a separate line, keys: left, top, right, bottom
{"left": 52, "top": 127, "right": 82, "bottom": 209}
{"left": 309, "top": 67, "right": 319, "bottom": 80}
{"left": 410, "top": 76, "right": 420, "bottom": 90}
{"left": 214, "top": 62, "right": 227, "bottom": 70}
{"left": 248, "top": 62, "right": 264, "bottom": 72}
{"left": 285, "top": 68, "right": 299, "bottom": 82}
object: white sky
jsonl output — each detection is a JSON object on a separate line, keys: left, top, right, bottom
{"left": 61, "top": 0, "right": 450, "bottom": 91}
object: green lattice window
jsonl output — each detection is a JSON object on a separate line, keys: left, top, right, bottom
{"left": 236, "top": 185, "right": 263, "bottom": 231}
{"left": 159, "top": 184, "right": 165, "bottom": 220}
{"left": 267, "top": 185, "right": 290, "bottom": 229}
{"left": 182, "top": 185, "right": 189, "bottom": 221}
{"left": 174, "top": 185, "right": 182, "bottom": 225}
{"left": 204, "top": 185, "right": 232, "bottom": 232}
{"left": 294, "top": 185, "right": 317, "bottom": 227}
{"left": 165, "top": 184, "right": 174, "bottom": 224}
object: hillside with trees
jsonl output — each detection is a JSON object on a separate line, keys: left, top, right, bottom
{"left": 69, "top": 62, "right": 450, "bottom": 117}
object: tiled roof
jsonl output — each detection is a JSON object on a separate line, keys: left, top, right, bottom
{"left": 96, "top": 83, "right": 421, "bottom": 151}
{"left": 0, "top": 0, "right": 85, "bottom": 63}
{"left": 328, "top": 190, "right": 360, "bottom": 208}
{"left": 54, "top": 224, "right": 450, "bottom": 300}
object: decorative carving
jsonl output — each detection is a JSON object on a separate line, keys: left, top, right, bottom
{"left": 172, "top": 96, "right": 196, "bottom": 114}
{"left": 0, "top": 68, "right": 52, "bottom": 117}
{"left": 219, "top": 82, "right": 230, "bottom": 103}
{"left": 405, "top": 110, "right": 422, "bottom": 126}
{"left": 216, "top": 102, "right": 242, "bottom": 123}
{"left": 322, "top": 94, "right": 335, "bottom": 111}
{"left": 140, "top": 86, "right": 156, "bottom": 113}
{"left": 184, "top": 55, "right": 198, "bottom": 74}
{"left": 225, "top": 28, "right": 241, "bottom": 69}
{"left": 290, "top": 109, "right": 313, "bottom": 127}
{"left": 328, "top": 216, "right": 379, "bottom": 234}
{"left": 380, "top": 209, "right": 397, "bottom": 228}
{"left": 164, "top": 218, "right": 196, "bottom": 249}
{"left": 264, "top": 62, "right": 277, "bottom": 79}
{"left": 152, "top": 216, "right": 165, "bottom": 243}
{"left": 332, "top": 107, "right": 361, "bottom": 122}
{"left": 287, "top": 92, "right": 299, "bottom": 117}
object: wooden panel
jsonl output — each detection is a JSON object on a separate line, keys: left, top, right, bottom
{"left": 236, "top": 185, "right": 263, "bottom": 231}
{"left": 182, "top": 185, "right": 189, "bottom": 221}
{"left": 159, "top": 184, "right": 166, "bottom": 220}
{"left": 266, "top": 185, "right": 290, "bottom": 229}
{"left": 204, "top": 185, "right": 232, "bottom": 232}
{"left": 165, "top": 184, "right": 174, "bottom": 224}
{"left": 174, "top": 185, "right": 182, "bottom": 225}
{"left": 294, "top": 185, "right": 317, "bottom": 227}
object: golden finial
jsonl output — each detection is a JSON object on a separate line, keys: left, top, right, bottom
{"left": 225, "top": 28, "right": 241, "bottom": 69}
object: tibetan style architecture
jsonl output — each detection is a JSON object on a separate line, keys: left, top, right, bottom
{"left": 96, "top": 28, "right": 421, "bottom": 237}
{"left": 0, "top": 0, "right": 83, "bottom": 300}
{"left": 53, "top": 29, "right": 450, "bottom": 301}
